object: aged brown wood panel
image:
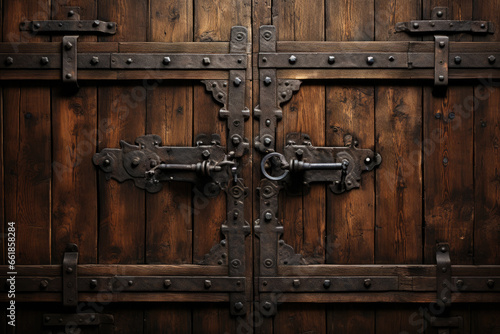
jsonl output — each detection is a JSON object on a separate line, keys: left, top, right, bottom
{"left": 97, "top": 0, "right": 147, "bottom": 265}
{"left": 473, "top": 0, "right": 500, "bottom": 266}
{"left": 423, "top": 0, "right": 475, "bottom": 266}
{"left": 373, "top": 1, "right": 424, "bottom": 332}
{"left": 51, "top": 0, "right": 99, "bottom": 264}
{"left": 273, "top": 0, "right": 327, "bottom": 333}
{"left": 2, "top": 0, "right": 51, "bottom": 266}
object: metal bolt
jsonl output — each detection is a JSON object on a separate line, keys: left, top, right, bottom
{"left": 107, "top": 23, "right": 114, "bottom": 29}
{"left": 90, "top": 279, "right": 97, "bottom": 289}
{"left": 439, "top": 41, "right": 446, "bottom": 48}
{"left": 435, "top": 113, "right": 442, "bottom": 119}
{"left": 454, "top": 56, "right": 462, "bottom": 64}
{"left": 364, "top": 279, "right": 372, "bottom": 288}
{"left": 93, "top": 20, "right": 100, "bottom": 27}
{"left": 234, "top": 77, "right": 242, "bottom": 86}
{"left": 263, "top": 301, "right": 272, "bottom": 311}
{"left": 90, "top": 315, "right": 96, "bottom": 322}
{"left": 232, "top": 136, "right": 241, "bottom": 145}
{"left": 45, "top": 316, "right": 51, "bottom": 322}
{"left": 264, "top": 259, "right": 273, "bottom": 267}
{"left": 40, "top": 280, "right": 49, "bottom": 289}
{"left": 233, "top": 211, "right": 239, "bottom": 219}
{"left": 431, "top": 22, "right": 435, "bottom": 27}
{"left": 217, "top": 93, "right": 224, "bottom": 99}
{"left": 289, "top": 55, "right": 297, "bottom": 64}
{"left": 437, "top": 11, "right": 443, "bottom": 18}
{"left": 296, "top": 149, "right": 304, "bottom": 158}
{"left": 265, "top": 119, "right": 271, "bottom": 127}
{"left": 450, "top": 22, "right": 454, "bottom": 27}
{"left": 126, "top": 58, "right": 133, "bottom": 64}
{"left": 367, "top": 56, "right": 375, "bottom": 65}
{"left": 202, "top": 150, "right": 210, "bottom": 159}
{"left": 281, "top": 91, "right": 287, "bottom": 98}
{"left": 164, "top": 279, "right": 172, "bottom": 288}
{"left": 91, "top": 56, "right": 99, "bottom": 65}
{"left": 442, "top": 266, "right": 447, "bottom": 273}
{"left": 440, "top": 246, "right": 447, "bottom": 253}
{"left": 234, "top": 302, "right": 244, "bottom": 311}
{"left": 328, "top": 56, "right": 336, "bottom": 64}
{"left": 365, "top": 157, "right": 372, "bottom": 164}
{"left": 238, "top": 58, "right": 243, "bottom": 63}
{"left": 103, "top": 159, "right": 111, "bottom": 166}
{"left": 163, "top": 56, "right": 171, "bottom": 65}
{"left": 68, "top": 10, "right": 75, "bottom": 17}
{"left": 220, "top": 240, "right": 226, "bottom": 246}
{"left": 131, "top": 157, "right": 140, "bottom": 167}
{"left": 488, "top": 55, "right": 496, "bottom": 64}
{"left": 448, "top": 112, "right": 455, "bottom": 119}
{"left": 65, "top": 41, "right": 73, "bottom": 50}
{"left": 481, "top": 23, "right": 486, "bottom": 29}
{"left": 66, "top": 73, "right": 73, "bottom": 79}
{"left": 41, "top": 57, "right": 50, "bottom": 65}
{"left": 263, "top": 137, "right": 272, "bottom": 146}
{"left": 262, "top": 57, "right": 267, "bottom": 62}
{"left": 293, "top": 279, "right": 301, "bottom": 287}
{"left": 203, "top": 57, "right": 211, "bottom": 65}
{"left": 438, "top": 75, "right": 445, "bottom": 81}
{"left": 264, "top": 212, "right": 273, "bottom": 221}
{"left": 34, "top": 22, "right": 41, "bottom": 29}
{"left": 66, "top": 267, "right": 73, "bottom": 274}
{"left": 323, "top": 280, "right": 331, "bottom": 289}
{"left": 487, "top": 279, "right": 495, "bottom": 288}
{"left": 456, "top": 280, "right": 464, "bottom": 289}
{"left": 388, "top": 56, "right": 395, "bottom": 62}
{"left": 128, "top": 280, "right": 133, "bottom": 286}
{"left": 264, "top": 76, "right": 272, "bottom": 86}
{"left": 442, "top": 297, "right": 448, "bottom": 303}
{"left": 150, "top": 160, "right": 157, "bottom": 168}
{"left": 413, "top": 22, "right": 419, "bottom": 29}
{"left": 5, "top": 57, "right": 13, "bottom": 66}
{"left": 204, "top": 280, "right": 212, "bottom": 289}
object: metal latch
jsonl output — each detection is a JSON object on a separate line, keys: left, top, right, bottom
{"left": 433, "top": 243, "right": 463, "bottom": 334}
{"left": 93, "top": 134, "right": 237, "bottom": 197}
{"left": 260, "top": 133, "right": 381, "bottom": 195}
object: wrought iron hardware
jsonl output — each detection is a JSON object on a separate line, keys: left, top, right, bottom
{"left": 258, "top": 277, "right": 398, "bottom": 292}
{"left": 62, "top": 35, "right": 79, "bottom": 89}
{"left": 260, "top": 133, "right": 381, "bottom": 194}
{"left": 63, "top": 243, "right": 79, "bottom": 308}
{"left": 433, "top": 243, "right": 463, "bottom": 334}
{"left": 93, "top": 134, "right": 236, "bottom": 197}
{"left": 20, "top": 20, "right": 116, "bottom": 35}
{"left": 396, "top": 7, "right": 494, "bottom": 35}
{"left": 42, "top": 313, "right": 114, "bottom": 333}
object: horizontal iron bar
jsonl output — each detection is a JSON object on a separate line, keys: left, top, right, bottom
{"left": 259, "top": 277, "right": 398, "bottom": 292}
{"left": 260, "top": 52, "right": 499, "bottom": 69}
{"left": 43, "top": 313, "right": 114, "bottom": 327}
{"left": 396, "top": 20, "right": 494, "bottom": 34}
{"left": 19, "top": 20, "right": 117, "bottom": 34}
{"left": 3, "top": 276, "right": 245, "bottom": 293}
{"left": 111, "top": 54, "right": 246, "bottom": 69}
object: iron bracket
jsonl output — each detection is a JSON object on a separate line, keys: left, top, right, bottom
{"left": 396, "top": 7, "right": 494, "bottom": 34}
{"left": 43, "top": 313, "right": 114, "bottom": 333}
{"left": 63, "top": 243, "right": 79, "bottom": 308}
{"left": 62, "top": 35, "right": 79, "bottom": 89}
{"left": 433, "top": 243, "right": 463, "bottom": 334}
{"left": 93, "top": 134, "right": 236, "bottom": 197}
{"left": 20, "top": 15, "right": 116, "bottom": 35}
{"left": 434, "top": 36, "right": 449, "bottom": 90}
{"left": 260, "top": 133, "right": 381, "bottom": 195}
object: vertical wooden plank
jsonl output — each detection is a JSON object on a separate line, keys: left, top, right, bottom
{"left": 2, "top": 0, "right": 51, "bottom": 266}
{"left": 145, "top": 0, "right": 193, "bottom": 332}
{"left": 373, "top": 1, "right": 423, "bottom": 332}
{"left": 423, "top": 0, "right": 475, "bottom": 266}
{"left": 272, "top": 1, "right": 326, "bottom": 333}
{"left": 473, "top": 0, "right": 500, "bottom": 265}
{"left": 471, "top": 305, "right": 500, "bottom": 334}
{"left": 193, "top": 0, "right": 250, "bottom": 333}
{"left": 51, "top": 1, "right": 98, "bottom": 265}
{"left": 97, "top": 0, "right": 147, "bottom": 265}
{"left": 325, "top": 0, "right": 375, "bottom": 332}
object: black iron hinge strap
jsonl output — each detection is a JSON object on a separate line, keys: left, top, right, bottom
{"left": 62, "top": 243, "right": 79, "bottom": 308}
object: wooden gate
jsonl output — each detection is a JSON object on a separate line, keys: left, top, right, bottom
{"left": 1, "top": 0, "right": 499, "bottom": 333}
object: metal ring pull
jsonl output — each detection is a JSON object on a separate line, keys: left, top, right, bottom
{"left": 261, "top": 152, "right": 289, "bottom": 181}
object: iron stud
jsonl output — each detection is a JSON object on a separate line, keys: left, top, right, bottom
{"left": 263, "top": 301, "right": 272, "bottom": 311}
{"left": 442, "top": 266, "right": 447, "bottom": 273}
{"left": 435, "top": 113, "right": 442, "bottom": 119}
{"left": 128, "top": 280, "right": 133, "bottom": 286}
{"left": 365, "top": 157, "right": 372, "bottom": 164}
{"left": 41, "top": 57, "right": 50, "bottom": 65}
{"left": 66, "top": 267, "right": 73, "bottom": 274}
{"left": 162, "top": 56, "right": 171, "bottom": 65}
{"left": 68, "top": 10, "right": 75, "bottom": 17}
{"left": 293, "top": 279, "right": 301, "bottom": 287}
{"left": 5, "top": 57, "right": 13, "bottom": 66}
{"left": 439, "top": 41, "right": 446, "bottom": 48}
{"left": 454, "top": 56, "right": 462, "bottom": 64}
{"left": 103, "top": 159, "right": 111, "bottom": 166}
{"left": 440, "top": 246, "right": 447, "bottom": 253}
{"left": 289, "top": 55, "right": 297, "bottom": 64}
{"left": 456, "top": 280, "right": 464, "bottom": 288}
{"left": 488, "top": 55, "right": 496, "bottom": 64}
{"left": 204, "top": 280, "right": 212, "bottom": 289}
{"left": 202, "top": 150, "right": 210, "bottom": 159}
{"left": 263, "top": 137, "right": 272, "bottom": 146}
{"left": 45, "top": 316, "right": 51, "bottom": 322}
{"left": 364, "top": 279, "right": 372, "bottom": 288}
{"left": 65, "top": 41, "right": 73, "bottom": 50}
{"left": 328, "top": 56, "right": 336, "bottom": 64}
{"left": 264, "top": 76, "right": 272, "bottom": 86}
{"left": 107, "top": 23, "right": 114, "bottom": 29}
{"left": 93, "top": 20, "right": 100, "bottom": 27}
{"left": 481, "top": 23, "right": 486, "bottom": 29}
{"left": 323, "top": 280, "right": 331, "bottom": 289}
{"left": 91, "top": 56, "right": 99, "bottom": 65}
{"left": 438, "top": 75, "right": 445, "bottom": 81}
{"left": 90, "top": 279, "right": 97, "bottom": 289}
{"left": 203, "top": 57, "right": 211, "bottom": 65}
{"left": 443, "top": 157, "right": 448, "bottom": 166}
{"left": 264, "top": 212, "right": 273, "bottom": 221}
{"left": 234, "top": 302, "right": 244, "bottom": 311}
{"left": 413, "top": 22, "right": 419, "bottom": 29}
{"left": 234, "top": 77, "right": 242, "bottom": 86}
{"left": 265, "top": 119, "right": 271, "bottom": 126}
{"left": 40, "top": 280, "right": 49, "bottom": 289}
{"left": 65, "top": 73, "right": 73, "bottom": 79}
{"left": 487, "top": 279, "right": 495, "bottom": 288}
{"left": 437, "top": 11, "right": 443, "bottom": 18}
{"left": 164, "top": 279, "right": 172, "bottom": 288}
{"left": 367, "top": 56, "right": 375, "bottom": 65}
{"left": 34, "top": 23, "right": 41, "bottom": 29}
{"left": 388, "top": 56, "right": 395, "bottom": 62}
{"left": 126, "top": 58, "right": 133, "bottom": 64}
{"left": 448, "top": 112, "right": 455, "bottom": 119}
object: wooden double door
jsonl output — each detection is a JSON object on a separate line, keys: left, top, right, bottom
{"left": 1, "top": 0, "right": 500, "bottom": 333}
